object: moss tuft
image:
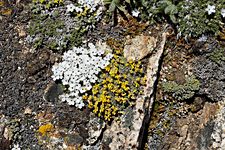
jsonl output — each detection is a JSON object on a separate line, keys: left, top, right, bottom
{"left": 162, "top": 75, "right": 200, "bottom": 101}
{"left": 208, "top": 48, "right": 225, "bottom": 65}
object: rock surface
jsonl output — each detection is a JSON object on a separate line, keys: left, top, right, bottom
{"left": 1, "top": 1, "right": 225, "bottom": 149}
{"left": 146, "top": 36, "right": 225, "bottom": 150}
{"left": 193, "top": 47, "right": 225, "bottom": 101}
{"left": 124, "top": 35, "right": 157, "bottom": 61}
{"left": 101, "top": 31, "right": 167, "bottom": 149}
{"left": 210, "top": 100, "right": 225, "bottom": 150}
{"left": 158, "top": 102, "right": 219, "bottom": 150}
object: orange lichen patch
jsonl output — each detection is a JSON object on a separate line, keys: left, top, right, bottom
{"left": 0, "top": 8, "right": 12, "bottom": 16}
{"left": 38, "top": 123, "right": 54, "bottom": 136}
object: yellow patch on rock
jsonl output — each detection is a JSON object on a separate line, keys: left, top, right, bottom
{"left": 38, "top": 123, "right": 54, "bottom": 136}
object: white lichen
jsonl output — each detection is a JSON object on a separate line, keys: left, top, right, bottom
{"left": 52, "top": 43, "right": 113, "bottom": 108}
{"left": 11, "top": 144, "right": 21, "bottom": 150}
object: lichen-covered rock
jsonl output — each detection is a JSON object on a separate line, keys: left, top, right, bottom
{"left": 123, "top": 35, "right": 157, "bottom": 61}
{"left": 158, "top": 100, "right": 225, "bottom": 150}
{"left": 101, "top": 31, "right": 167, "bottom": 149}
{"left": 193, "top": 43, "right": 225, "bottom": 102}
{"left": 152, "top": 102, "right": 219, "bottom": 150}
{"left": 86, "top": 114, "right": 105, "bottom": 145}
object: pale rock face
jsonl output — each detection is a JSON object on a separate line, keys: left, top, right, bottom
{"left": 86, "top": 115, "right": 105, "bottom": 144}
{"left": 123, "top": 35, "right": 157, "bottom": 61}
{"left": 211, "top": 100, "right": 225, "bottom": 150}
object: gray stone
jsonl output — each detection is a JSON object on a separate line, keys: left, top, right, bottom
{"left": 194, "top": 55, "right": 225, "bottom": 102}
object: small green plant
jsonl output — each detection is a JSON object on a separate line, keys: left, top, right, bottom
{"left": 104, "top": 0, "right": 128, "bottom": 14}
{"left": 140, "top": 0, "right": 225, "bottom": 37}
{"left": 103, "top": 0, "right": 142, "bottom": 22}
{"left": 140, "top": 0, "right": 177, "bottom": 23}
{"left": 103, "top": 0, "right": 130, "bottom": 24}
{"left": 208, "top": 48, "right": 225, "bottom": 65}
{"left": 144, "top": 0, "right": 178, "bottom": 23}
{"left": 162, "top": 75, "right": 200, "bottom": 101}
{"left": 160, "top": 0, "right": 177, "bottom": 23}
{"left": 176, "top": 0, "right": 225, "bottom": 37}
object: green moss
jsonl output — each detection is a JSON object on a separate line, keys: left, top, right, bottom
{"left": 27, "top": 0, "right": 101, "bottom": 51}
{"left": 176, "top": 0, "right": 224, "bottom": 37}
{"left": 28, "top": 14, "right": 70, "bottom": 50}
{"left": 27, "top": 3, "right": 84, "bottom": 51}
{"left": 209, "top": 48, "right": 225, "bottom": 65}
{"left": 162, "top": 75, "right": 200, "bottom": 101}
{"left": 31, "top": 17, "right": 64, "bottom": 37}
{"left": 140, "top": 0, "right": 225, "bottom": 37}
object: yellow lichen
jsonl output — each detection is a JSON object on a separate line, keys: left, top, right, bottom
{"left": 32, "top": 0, "right": 63, "bottom": 9}
{"left": 33, "top": 0, "right": 63, "bottom": 3}
{"left": 83, "top": 42, "right": 146, "bottom": 121}
{"left": 38, "top": 123, "right": 54, "bottom": 136}
{"left": 77, "top": 7, "right": 89, "bottom": 17}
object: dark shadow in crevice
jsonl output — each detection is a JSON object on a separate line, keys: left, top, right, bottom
{"left": 137, "top": 46, "right": 166, "bottom": 150}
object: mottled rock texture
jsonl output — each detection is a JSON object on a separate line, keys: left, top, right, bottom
{"left": 159, "top": 102, "right": 218, "bottom": 150}
{"left": 193, "top": 40, "right": 225, "bottom": 102}
{"left": 124, "top": 35, "right": 157, "bottom": 61}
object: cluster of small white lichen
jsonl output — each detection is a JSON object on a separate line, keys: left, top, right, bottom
{"left": 66, "top": 0, "right": 103, "bottom": 19}
{"left": 78, "top": 0, "right": 102, "bottom": 11}
{"left": 52, "top": 43, "right": 113, "bottom": 108}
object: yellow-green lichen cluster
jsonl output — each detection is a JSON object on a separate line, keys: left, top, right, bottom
{"left": 83, "top": 47, "right": 146, "bottom": 121}
{"left": 32, "top": 0, "right": 63, "bottom": 9}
